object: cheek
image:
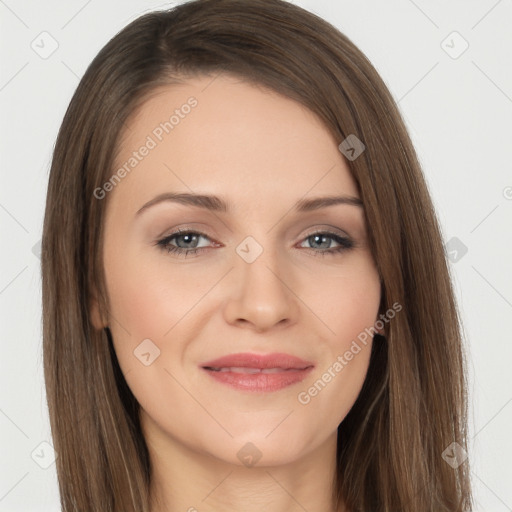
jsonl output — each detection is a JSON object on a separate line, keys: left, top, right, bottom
{"left": 102, "top": 240, "right": 190, "bottom": 380}
{"left": 103, "top": 247, "right": 199, "bottom": 412}
{"left": 313, "top": 254, "right": 381, "bottom": 343}
{"left": 301, "top": 255, "right": 380, "bottom": 413}
{"left": 103, "top": 241, "right": 201, "bottom": 338}
{"left": 296, "top": 287, "right": 379, "bottom": 433}
{"left": 297, "top": 341, "right": 372, "bottom": 438}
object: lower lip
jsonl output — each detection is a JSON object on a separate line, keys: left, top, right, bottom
{"left": 201, "top": 367, "right": 314, "bottom": 392}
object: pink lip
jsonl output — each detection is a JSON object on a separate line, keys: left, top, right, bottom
{"left": 200, "top": 352, "right": 315, "bottom": 392}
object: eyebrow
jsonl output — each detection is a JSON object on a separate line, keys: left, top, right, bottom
{"left": 135, "top": 192, "right": 363, "bottom": 216}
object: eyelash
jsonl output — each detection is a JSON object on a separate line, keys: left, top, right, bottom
{"left": 155, "top": 228, "right": 354, "bottom": 258}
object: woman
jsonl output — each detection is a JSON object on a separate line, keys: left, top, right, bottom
{"left": 41, "top": 0, "right": 472, "bottom": 510}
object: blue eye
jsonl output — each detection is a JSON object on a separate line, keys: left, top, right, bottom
{"left": 156, "top": 229, "right": 354, "bottom": 258}
{"left": 300, "top": 232, "right": 354, "bottom": 256}
{"left": 156, "top": 229, "right": 211, "bottom": 258}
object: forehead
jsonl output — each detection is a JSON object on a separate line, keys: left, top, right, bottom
{"left": 110, "top": 73, "right": 359, "bottom": 210}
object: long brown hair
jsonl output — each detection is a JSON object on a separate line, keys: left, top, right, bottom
{"left": 41, "top": 0, "right": 472, "bottom": 510}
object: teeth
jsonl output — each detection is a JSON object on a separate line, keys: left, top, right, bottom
{"left": 226, "top": 367, "right": 260, "bottom": 374}
{"left": 209, "top": 367, "right": 295, "bottom": 374}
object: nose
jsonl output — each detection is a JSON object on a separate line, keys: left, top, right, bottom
{"left": 223, "top": 243, "right": 300, "bottom": 332}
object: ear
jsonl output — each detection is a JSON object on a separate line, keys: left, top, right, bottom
{"left": 89, "top": 289, "right": 107, "bottom": 330}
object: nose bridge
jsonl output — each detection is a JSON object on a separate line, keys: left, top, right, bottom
{"left": 223, "top": 233, "right": 298, "bottom": 330}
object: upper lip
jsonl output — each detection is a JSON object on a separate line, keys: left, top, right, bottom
{"left": 201, "top": 352, "right": 314, "bottom": 370}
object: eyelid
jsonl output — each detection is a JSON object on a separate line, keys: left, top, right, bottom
{"left": 301, "top": 224, "right": 350, "bottom": 238}
{"left": 156, "top": 224, "right": 217, "bottom": 241}
{"left": 156, "top": 224, "right": 351, "bottom": 244}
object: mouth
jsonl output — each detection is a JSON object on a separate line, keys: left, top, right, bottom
{"left": 204, "top": 366, "right": 308, "bottom": 373}
{"left": 200, "top": 352, "right": 315, "bottom": 392}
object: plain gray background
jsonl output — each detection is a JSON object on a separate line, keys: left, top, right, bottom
{"left": 1, "top": 0, "right": 511, "bottom": 510}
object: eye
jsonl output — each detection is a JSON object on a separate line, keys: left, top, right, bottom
{"left": 298, "top": 231, "right": 354, "bottom": 257}
{"left": 156, "top": 228, "right": 214, "bottom": 258}
{"left": 155, "top": 228, "right": 355, "bottom": 258}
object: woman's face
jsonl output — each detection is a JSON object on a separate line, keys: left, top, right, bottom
{"left": 92, "top": 73, "right": 381, "bottom": 466}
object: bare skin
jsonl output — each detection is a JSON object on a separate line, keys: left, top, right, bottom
{"left": 91, "top": 73, "right": 381, "bottom": 512}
